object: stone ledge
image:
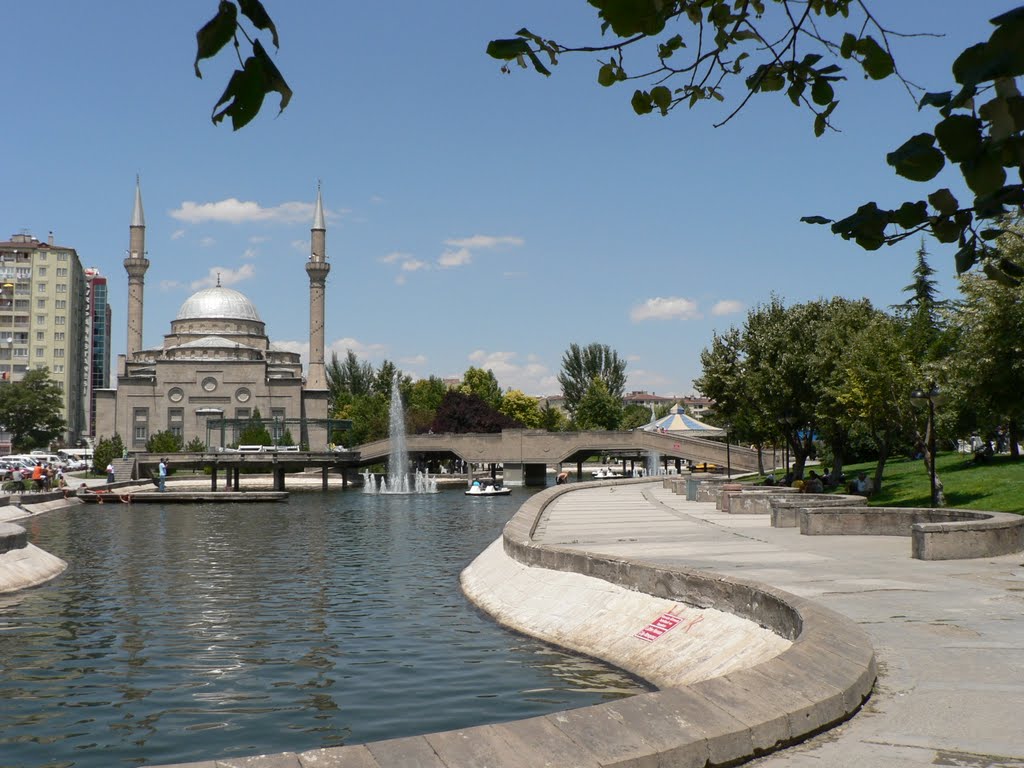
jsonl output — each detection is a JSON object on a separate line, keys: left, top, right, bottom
{"left": 769, "top": 494, "right": 868, "bottom": 527}
{"left": 799, "top": 506, "right": 1024, "bottom": 560}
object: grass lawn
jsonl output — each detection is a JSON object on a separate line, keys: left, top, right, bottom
{"left": 852, "top": 453, "right": 1024, "bottom": 514}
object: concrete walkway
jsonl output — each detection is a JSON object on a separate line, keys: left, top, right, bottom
{"left": 536, "top": 483, "right": 1024, "bottom": 767}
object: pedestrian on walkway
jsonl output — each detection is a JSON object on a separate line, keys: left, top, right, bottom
{"left": 158, "top": 458, "right": 167, "bottom": 492}
{"left": 105, "top": 462, "right": 115, "bottom": 483}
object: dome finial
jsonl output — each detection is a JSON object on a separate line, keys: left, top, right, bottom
{"left": 216, "top": 271, "right": 221, "bottom": 288}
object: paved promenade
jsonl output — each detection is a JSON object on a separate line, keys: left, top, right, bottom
{"left": 535, "top": 483, "right": 1024, "bottom": 767}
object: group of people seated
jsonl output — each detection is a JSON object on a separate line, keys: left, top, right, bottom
{"left": 5, "top": 462, "right": 67, "bottom": 493}
{"left": 762, "top": 467, "right": 874, "bottom": 496}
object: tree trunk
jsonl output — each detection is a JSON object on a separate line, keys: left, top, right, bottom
{"left": 873, "top": 443, "right": 888, "bottom": 493}
{"left": 756, "top": 443, "right": 765, "bottom": 475}
{"left": 1010, "top": 418, "right": 1020, "bottom": 460}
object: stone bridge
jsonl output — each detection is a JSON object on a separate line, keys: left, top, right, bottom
{"left": 355, "top": 428, "right": 759, "bottom": 485}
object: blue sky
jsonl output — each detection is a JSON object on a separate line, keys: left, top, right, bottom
{"left": 2, "top": 2, "right": 1013, "bottom": 397}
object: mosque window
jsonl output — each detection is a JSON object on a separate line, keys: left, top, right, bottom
{"left": 201, "top": 376, "right": 217, "bottom": 392}
{"left": 168, "top": 387, "right": 184, "bottom": 403}
{"left": 235, "top": 387, "right": 251, "bottom": 403}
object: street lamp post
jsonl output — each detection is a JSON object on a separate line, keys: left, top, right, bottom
{"left": 724, "top": 422, "right": 732, "bottom": 479}
{"left": 911, "top": 384, "right": 945, "bottom": 507}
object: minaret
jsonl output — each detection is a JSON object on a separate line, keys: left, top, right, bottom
{"left": 305, "top": 183, "right": 330, "bottom": 389}
{"left": 124, "top": 177, "right": 150, "bottom": 357}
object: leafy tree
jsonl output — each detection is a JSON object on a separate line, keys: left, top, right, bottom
{"left": 834, "top": 313, "right": 918, "bottom": 490}
{"left": 575, "top": 378, "right": 624, "bottom": 431}
{"left": 327, "top": 349, "right": 376, "bottom": 415}
{"left": 147, "top": 430, "right": 184, "bottom": 454}
{"left": 0, "top": 368, "right": 66, "bottom": 451}
{"left": 488, "top": 3, "right": 1024, "bottom": 282}
{"left": 558, "top": 342, "right": 627, "bottom": 419}
{"left": 620, "top": 404, "right": 653, "bottom": 431}
{"left": 237, "top": 407, "right": 273, "bottom": 446}
{"left": 194, "top": 0, "right": 291, "bottom": 130}
{"left": 950, "top": 221, "right": 1024, "bottom": 458}
{"left": 280, "top": 427, "right": 296, "bottom": 447}
{"left": 184, "top": 436, "right": 207, "bottom": 452}
{"left": 894, "top": 240, "right": 951, "bottom": 361}
{"left": 538, "top": 403, "right": 569, "bottom": 432}
{"left": 499, "top": 389, "right": 543, "bottom": 428}
{"left": 93, "top": 434, "right": 125, "bottom": 475}
{"left": 460, "top": 367, "right": 503, "bottom": 410}
{"left": 431, "top": 391, "right": 521, "bottom": 434}
{"left": 345, "top": 393, "right": 389, "bottom": 445}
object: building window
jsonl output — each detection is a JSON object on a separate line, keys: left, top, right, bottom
{"left": 35, "top": 331, "right": 44, "bottom": 341}
{"left": 168, "top": 408, "right": 184, "bottom": 438}
{"left": 55, "top": 316, "right": 65, "bottom": 325}
{"left": 57, "top": 252, "right": 68, "bottom": 261}
{"left": 57, "top": 267, "right": 68, "bottom": 277}
{"left": 36, "top": 299, "right": 45, "bottom": 309}
{"left": 57, "top": 283, "right": 67, "bottom": 293}
{"left": 35, "top": 347, "right": 44, "bottom": 358}
{"left": 55, "top": 300, "right": 66, "bottom": 309}
{"left": 53, "top": 364, "right": 64, "bottom": 373}
{"left": 168, "top": 387, "right": 184, "bottom": 402}
{"left": 54, "top": 332, "right": 64, "bottom": 342}
{"left": 271, "top": 408, "right": 286, "bottom": 442}
{"left": 38, "top": 252, "right": 47, "bottom": 261}
{"left": 201, "top": 376, "right": 217, "bottom": 392}
{"left": 37, "top": 283, "right": 47, "bottom": 293}
{"left": 37, "top": 267, "right": 47, "bottom": 277}
{"left": 133, "top": 408, "right": 149, "bottom": 446}
{"left": 54, "top": 348, "right": 64, "bottom": 358}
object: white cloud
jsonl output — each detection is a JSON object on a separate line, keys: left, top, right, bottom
{"left": 445, "top": 235, "right": 524, "bottom": 249}
{"left": 399, "top": 354, "right": 428, "bottom": 366}
{"left": 159, "top": 279, "right": 183, "bottom": 291}
{"left": 711, "top": 299, "right": 744, "bottom": 316}
{"left": 466, "top": 349, "right": 557, "bottom": 395}
{"left": 189, "top": 263, "right": 256, "bottom": 290}
{"left": 379, "top": 251, "right": 406, "bottom": 264}
{"left": 171, "top": 229, "right": 185, "bottom": 240}
{"left": 438, "top": 234, "right": 524, "bottom": 270}
{"left": 401, "top": 259, "right": 429, "bottom": 272}
{"left": 249, "top": 235, "right": 269, "bottom": 244}
{"left": 630, "top": 296, "right": 702, "bottom": 322}
{"left": 439, "top": 247, "right": 473, "bottom": 268}
{"left": 170, "top": 198, "right": 316, "bottom": 225}
{"left": 242, "top": 247, "right": 257, "bottom": 260}
{"left": 326, "top": 337, "right": 388, "bottom": 361}
{"left": 291, "top": 239, "right": 308, "bottom": 253}
{"left": 199, "top": 236, "right": 216, "bottom": 248}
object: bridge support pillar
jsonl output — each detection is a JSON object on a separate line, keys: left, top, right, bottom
{"left": 210, "top": 465, "right": 218, "bottom": 491}
{"left": 503, "top": 462, "right": 547, "bottom": 486}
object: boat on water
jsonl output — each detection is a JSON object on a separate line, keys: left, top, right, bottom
{"left": 465, "top": 483, "right": 512, "bottom": 497}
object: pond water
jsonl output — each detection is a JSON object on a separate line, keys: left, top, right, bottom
{"left": 0, "top": 487, "right": 646, "bottom": 768}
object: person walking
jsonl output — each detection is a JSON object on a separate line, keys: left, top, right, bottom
{"left": 105, "top": 462, "right": 115, "bottom": 483}
{"left": 158, "top": 458, "right": 167, "bottom": 492}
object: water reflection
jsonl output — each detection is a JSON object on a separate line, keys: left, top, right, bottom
{"left": 0, "top": 488, "right": 646, "bottom": 768}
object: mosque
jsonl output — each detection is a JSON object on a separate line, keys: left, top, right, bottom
{"left": 94, "top": 182, "right": 333, "bottom": 451}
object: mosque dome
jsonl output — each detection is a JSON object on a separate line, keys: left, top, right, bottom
{"left": 175, "top": 285, "right": 262, "bottom": 323}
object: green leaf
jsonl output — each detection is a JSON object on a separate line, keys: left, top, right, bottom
{"left": 195, "top": 0, "right": 238, "bottom": 78}
{"left": 999, "top": 257, "right": 1024, "bottom": 278}
{"left": 650, "top": 85, "right": 672, "bottom": 115}
{"left": 598, "top": 63, "right": 617, "bottom": 87}
{"left": 919, "top": 91, "right": 952, "bottom": 111}
{"left": 830, "top": 202, "right": 889, "bottom": 250}
{"left": 962, "top": 151, "right": 1006, "bottom": 195}
{"left": 886, "top": 133, "right": 945, "bottom": 182}
{"left": 237, "top": 0, "right": 278, "bottom": 48}
{"left": 856, "top": 36, "right": 894, "bottom": 80}
{"left": 525, "top": 49, "right": 552, "bottom": 76}
{"left": 980, "top": 228, "right": 1004, "bottom": 241}
{"left": 631, "top": 90, "right": 654, "bottom": 115}
{"left": 486, "top": 38, "right": 531, "bottom": 61}
{"left": 983, "top": 262, "right": 1021, "bottom": 286}
{"left": 811, "top": 78, "right": 834, "bottom": 106}
{"left": 801, "top": 215, "right": 832, "bottom": 225}
{"left": 932, "top": 216, "right": 962, "bottom": 244}
{"left": 839, "top": 32, "right": 856, "bottom": 59}
{"left": 928, "top": 188, "right": 959, "bottom": 216}
{"left": 954, "top": 243, "right": 977, "bottom": 273}
{"left": 211, "top": 40, "right": 291, "bottom": 130}
{"left": 893, "top": 201, "right": 928, "bottom": 229}
{"left": 934, "top": 114, "right": 984, "bottom": 163}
